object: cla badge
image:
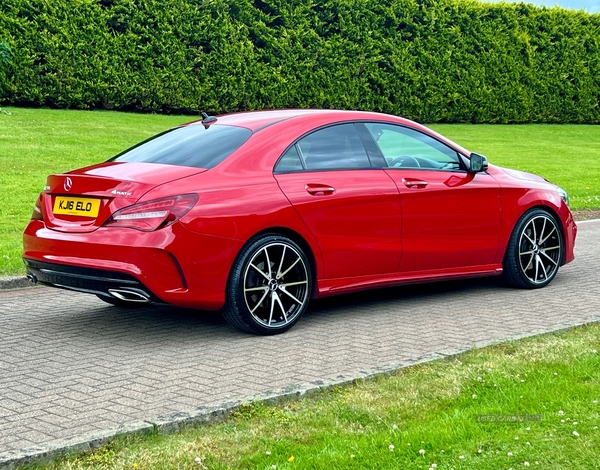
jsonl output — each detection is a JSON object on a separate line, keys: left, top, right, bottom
{"left": 64, "top": 177, "right": 73, "bottom": 192}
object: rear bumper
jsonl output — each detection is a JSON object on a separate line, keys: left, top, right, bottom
{"left": 23, "top": 258, "right": 161, "bottom": 303}
{"left": 23, "top": 220, "right": 244, "bottom": 310}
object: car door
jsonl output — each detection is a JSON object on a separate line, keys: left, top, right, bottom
{"left": 364, "top": 122, "right": 502, "bottom": 273}
{"left": 274, "top": 123, "right": 402, "bottom": 279}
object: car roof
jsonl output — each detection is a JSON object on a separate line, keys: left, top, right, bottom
{"left": 183, "top": 109, "right": 472, "bottom": 157}
{"left": 186, "top": 109, "right": 412, "bottom": 132}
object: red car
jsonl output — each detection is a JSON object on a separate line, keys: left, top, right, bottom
{"left": 23, "top": 109, "right": 577, "bottom": 334}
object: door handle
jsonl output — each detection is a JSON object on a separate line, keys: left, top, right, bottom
{"left": 305, "top": 184, "right": 336, "bottom": 195}
{"left": 402, "top": 178, "right": 428, "bottom": 189}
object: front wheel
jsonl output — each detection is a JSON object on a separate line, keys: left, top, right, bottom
{"left": 503, "top": 209, "right": 563, "bottom": 289}
{"left": 223, "top": 235, "right": 313, "bottom": 335}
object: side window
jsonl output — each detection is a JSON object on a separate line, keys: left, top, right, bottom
{"left": 365, "top": 123, "right": 462, "bottom": 171}
{"left": 276, "top": 146, "right": 304, "bottom": 172}
{"left": 275, "top": 123, "right": 371, "bottom": 173}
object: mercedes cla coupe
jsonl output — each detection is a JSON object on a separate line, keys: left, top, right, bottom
{"left": 23, "top": 109, "right": 577, "bottom": 334}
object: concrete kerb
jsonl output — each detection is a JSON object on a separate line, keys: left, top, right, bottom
{"left": 0, "top": 276, "right": 30, "bottom": 290}
{"left": 2, "top": 317, "right": 600, "bottom": 470}
{"left": 576, "top": 218, "right": 600, "bottom": 224}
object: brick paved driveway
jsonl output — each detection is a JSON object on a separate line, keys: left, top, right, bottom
{"left": 1, "top": 221, "right": 599, "bottom": 465}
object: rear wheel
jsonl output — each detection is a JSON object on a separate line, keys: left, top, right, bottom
{"left": 224, "top": 234, "right": 312, "bottom": 335}
{"left": 503, "top": 209, "right": 563, "bottom": 289}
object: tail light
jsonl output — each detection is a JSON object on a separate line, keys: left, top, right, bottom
{"left": 104, "top": 194, "right": 198, "bottom": 231}
{"left": 31, "top": 195, "right": 43, "bottom": 221}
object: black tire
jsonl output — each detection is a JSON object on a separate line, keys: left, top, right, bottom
{"left": 503, "top": 209, "right": 563, "bottom": 289}
{"left": 95, "top": 294, "right": 146, "bottom": 308}
{"left": 223, "top": 234, "right": 312, "bottom": 335}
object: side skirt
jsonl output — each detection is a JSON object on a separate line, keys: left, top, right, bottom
{"left": 316, "top": 264, "right": 503, "bottom": 297}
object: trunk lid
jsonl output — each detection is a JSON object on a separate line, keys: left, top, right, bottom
{"left": 42, "top": 162, "right": 206, "bottom": 232}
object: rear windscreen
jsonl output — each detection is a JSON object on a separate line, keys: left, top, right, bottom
{"left": 109, "top": 124, "right": 252, "bottom": 169}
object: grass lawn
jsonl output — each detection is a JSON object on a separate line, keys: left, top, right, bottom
{"left": 20, "top": 323, "right": 600, "bottom": 469}
{"left": 1, "top": 107, "right": 599, "bottom": 276}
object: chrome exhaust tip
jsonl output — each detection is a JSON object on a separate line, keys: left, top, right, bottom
{"left": 108, "top": 288, "right": 151, "bottom": 303}
{"left": 26, "top": 273, "right": 38, "bottom": 284}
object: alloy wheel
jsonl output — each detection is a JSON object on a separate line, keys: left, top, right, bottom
{"left": 518, "top": 214, "right": 561, "bottom": 285}
{"left": 242, "top": 242, "right": 310, "bottom": 329}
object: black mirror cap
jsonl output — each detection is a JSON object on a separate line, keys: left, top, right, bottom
{"left": 469, "top": 153, "right": 489, "bottom": 173}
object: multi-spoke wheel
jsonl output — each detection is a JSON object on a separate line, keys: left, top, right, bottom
{"left": 503, "top": 209, "right": 563, "bottom": 289}
{"left": 224, "top": 234, "right": 312, "bottom": 334}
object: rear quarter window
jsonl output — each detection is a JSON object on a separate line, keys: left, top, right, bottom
{"left": 109, "top": 124, "right": 252, "bottom": 169}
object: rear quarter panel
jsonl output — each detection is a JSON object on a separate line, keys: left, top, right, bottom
{"left": 141, "top": 170, "right": 326, "bottom": 280}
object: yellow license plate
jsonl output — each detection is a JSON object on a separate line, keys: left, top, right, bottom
{"left": 53, "top": 196, "right": 100, "bottom": 217}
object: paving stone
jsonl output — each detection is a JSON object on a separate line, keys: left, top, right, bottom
{"left": 0, "top": 221, "right": 598, "bottom": 468}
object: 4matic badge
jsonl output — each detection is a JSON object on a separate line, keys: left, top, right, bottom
{"left": 111, "top": 189, "right": 133, "bottom": 196}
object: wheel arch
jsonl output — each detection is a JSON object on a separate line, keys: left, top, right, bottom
{"left": 229, "top": 226, "right": 320, "bottom": 298}
{"left": 222, "top": 228, "right": 317, "bottom": 334}
{"left": 503, "top": 203, "right": 567, "bottom": 266}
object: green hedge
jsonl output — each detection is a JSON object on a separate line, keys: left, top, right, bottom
{"left": 1, "top": 0, "right": 599, "bottom": 122}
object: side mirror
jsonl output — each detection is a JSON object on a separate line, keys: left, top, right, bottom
{"left": 469, "top": 153, "right": 489, "bottom": 173}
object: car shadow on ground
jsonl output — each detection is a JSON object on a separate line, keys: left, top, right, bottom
{"left": 306, "top": 275, "right": 506, "bottom": 315}
{"left": 45, "top": 266, "right": 580, "bottom": 346}
{"left": 84, "top": 275, "right": 507, "bottom": 333}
